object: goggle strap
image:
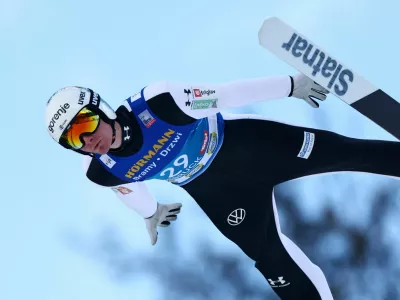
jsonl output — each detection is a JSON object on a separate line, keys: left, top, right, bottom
{"left": 111, "top": 120, "right": 116, "bottom": 145}
{"left": 88, "top": 89, "right": 101, "bottom": 108}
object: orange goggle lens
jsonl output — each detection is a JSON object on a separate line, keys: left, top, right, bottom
{"left": 61, "top": 108, "right": 100, "bottom": 149}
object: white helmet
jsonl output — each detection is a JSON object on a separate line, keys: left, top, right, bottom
{"left": 45, "top": 86, "right": 116, "bottom": 150}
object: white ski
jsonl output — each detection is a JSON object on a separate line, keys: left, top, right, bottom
{"left": 258, "top": 16, "right": 400, "bottom": 140}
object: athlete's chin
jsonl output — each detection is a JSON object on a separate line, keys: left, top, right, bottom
{"left": 97, "top": 145, "right": 110, "bottom": 155}
{"left": 95, "top": 141, "right": 111, "bottom": 155}
{"left": 97, "top": 149, "right": 108, "bottom": 155}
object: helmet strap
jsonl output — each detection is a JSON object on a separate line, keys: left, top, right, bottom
{"left": 111, "top": 120, "right": 116, "bottom": 145}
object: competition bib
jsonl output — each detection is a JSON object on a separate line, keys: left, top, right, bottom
{"left": 95, "top": 88, "right": 224, "bottom": 186}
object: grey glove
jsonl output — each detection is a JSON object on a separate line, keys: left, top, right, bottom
{"left": 289, "top": 73, "right": 329, "bottom": 108}
{"left": 145, "top": 202, "right": 182, "bottom": 245}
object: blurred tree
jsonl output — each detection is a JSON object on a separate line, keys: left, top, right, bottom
{"left": 66, "top": 177, "right": 400, "bottom": 300}
{"left": 275, "top": 179, "right": 400, "bottom": 300}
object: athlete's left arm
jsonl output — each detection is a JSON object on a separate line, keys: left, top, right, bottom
{"left": 142, "top": 74, "right": 328, "bottom": 120}
{"left": 148, "top": 75, "right": 293, "bottom": 119}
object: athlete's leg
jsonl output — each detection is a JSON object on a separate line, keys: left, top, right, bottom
{"left": 183, "top": 115, "right": 400, "bottom": 299}
{"left": 254, "top": 188, "right": 333, "bottom": 300}
{"left": 219, "top": 114, "right": 400, "bottom": 184}
{"left": 271, "top": 123, "right": 400, "bottom": 183}
{"left": 183, "top": 176, "right": 333, "bottom": 299}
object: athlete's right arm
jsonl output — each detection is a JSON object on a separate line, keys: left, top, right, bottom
{"left": 82, "top": 156, "right": 157, "bottom": 218}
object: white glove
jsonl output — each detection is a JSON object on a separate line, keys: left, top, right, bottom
{"left": 144, "top": 202, "right": 182, "bottom": 245}
{"left": 289, "top": 73, "right": 329, "bottom": 108}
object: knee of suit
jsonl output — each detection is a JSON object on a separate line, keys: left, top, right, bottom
{"left": 253, "top": 247, "right": 301, "bottom": 281}
{"left": 254, "top": 255, "right": 279, "bottom": 279}
{"left": 254, "top": 258, "right": 325, "bottom": 300}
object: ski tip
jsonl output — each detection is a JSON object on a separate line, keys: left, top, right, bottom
{"left": 262, "top": 16, "right": 280, "bottom": 23}
{"left": 258, "top": 16, "right": 283, "bottom": 44}
{"left": 259, "top": 16, "right": 279, "bottom": 30}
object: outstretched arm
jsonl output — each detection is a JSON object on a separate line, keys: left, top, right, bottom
{"left": 110, "top": 180, "right": 158, "bottom": 218}
{"left": 111, "top": 181, "right": 182, "bottom": 246}
{"left": 142, "top": 74, "right": 328, "bottom": 120}
{"left": 82, "top": 156, "right": 181, "bottom": 245}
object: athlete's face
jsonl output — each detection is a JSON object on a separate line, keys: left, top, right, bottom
{"left": 80, "top": 119, "right": 113, "bottom": 155}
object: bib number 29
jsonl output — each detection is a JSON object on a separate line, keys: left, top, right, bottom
{"left": 160, "top": 154, "right": 189, "bottom": 179}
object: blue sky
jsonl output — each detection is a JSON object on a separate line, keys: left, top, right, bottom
{"left": 1, "top": 0, "right": 400, "bottom": 299}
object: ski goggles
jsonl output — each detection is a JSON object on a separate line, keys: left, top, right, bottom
{"left": 61, "top": 107, "right": 100, "bottom": 149}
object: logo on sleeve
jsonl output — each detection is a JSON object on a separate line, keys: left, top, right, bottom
{"left": 184, "top": 88, "right": 218, "bottom": 109}
{"left": 111, "top": 186, "right": 133, "bottom": 195}
{"left": 193, "top": 89, "right": 202, "bottom": 97}
{"left": 191, "top": 99, "right": 218, "bottom": 110}
{"left": 193, "top": 88, "right": 216, "bottom": 98}
{"left": 184, "top": 89, "right": 192, "bottom": 106}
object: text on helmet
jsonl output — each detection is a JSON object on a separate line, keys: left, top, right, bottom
{"left": 48, "top": 103, "right": 70, "bottom": 133}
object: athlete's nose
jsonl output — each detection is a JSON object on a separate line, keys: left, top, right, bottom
{"left": 82, "top": 134, "right": 95, "bottom": 147}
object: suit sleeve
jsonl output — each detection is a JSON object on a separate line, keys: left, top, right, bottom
{"left": 82, "top": 156, "right": 158, "bottom": 218}
{"left": 109, "top": 181, "right": 158, "bottom": 218}
{"left": 144, "top": 75, "right": 292, "bottom": 119}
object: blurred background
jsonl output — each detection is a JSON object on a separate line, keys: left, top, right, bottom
{"left": 1, "top": 0, "right": 400, "bottom": 299}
